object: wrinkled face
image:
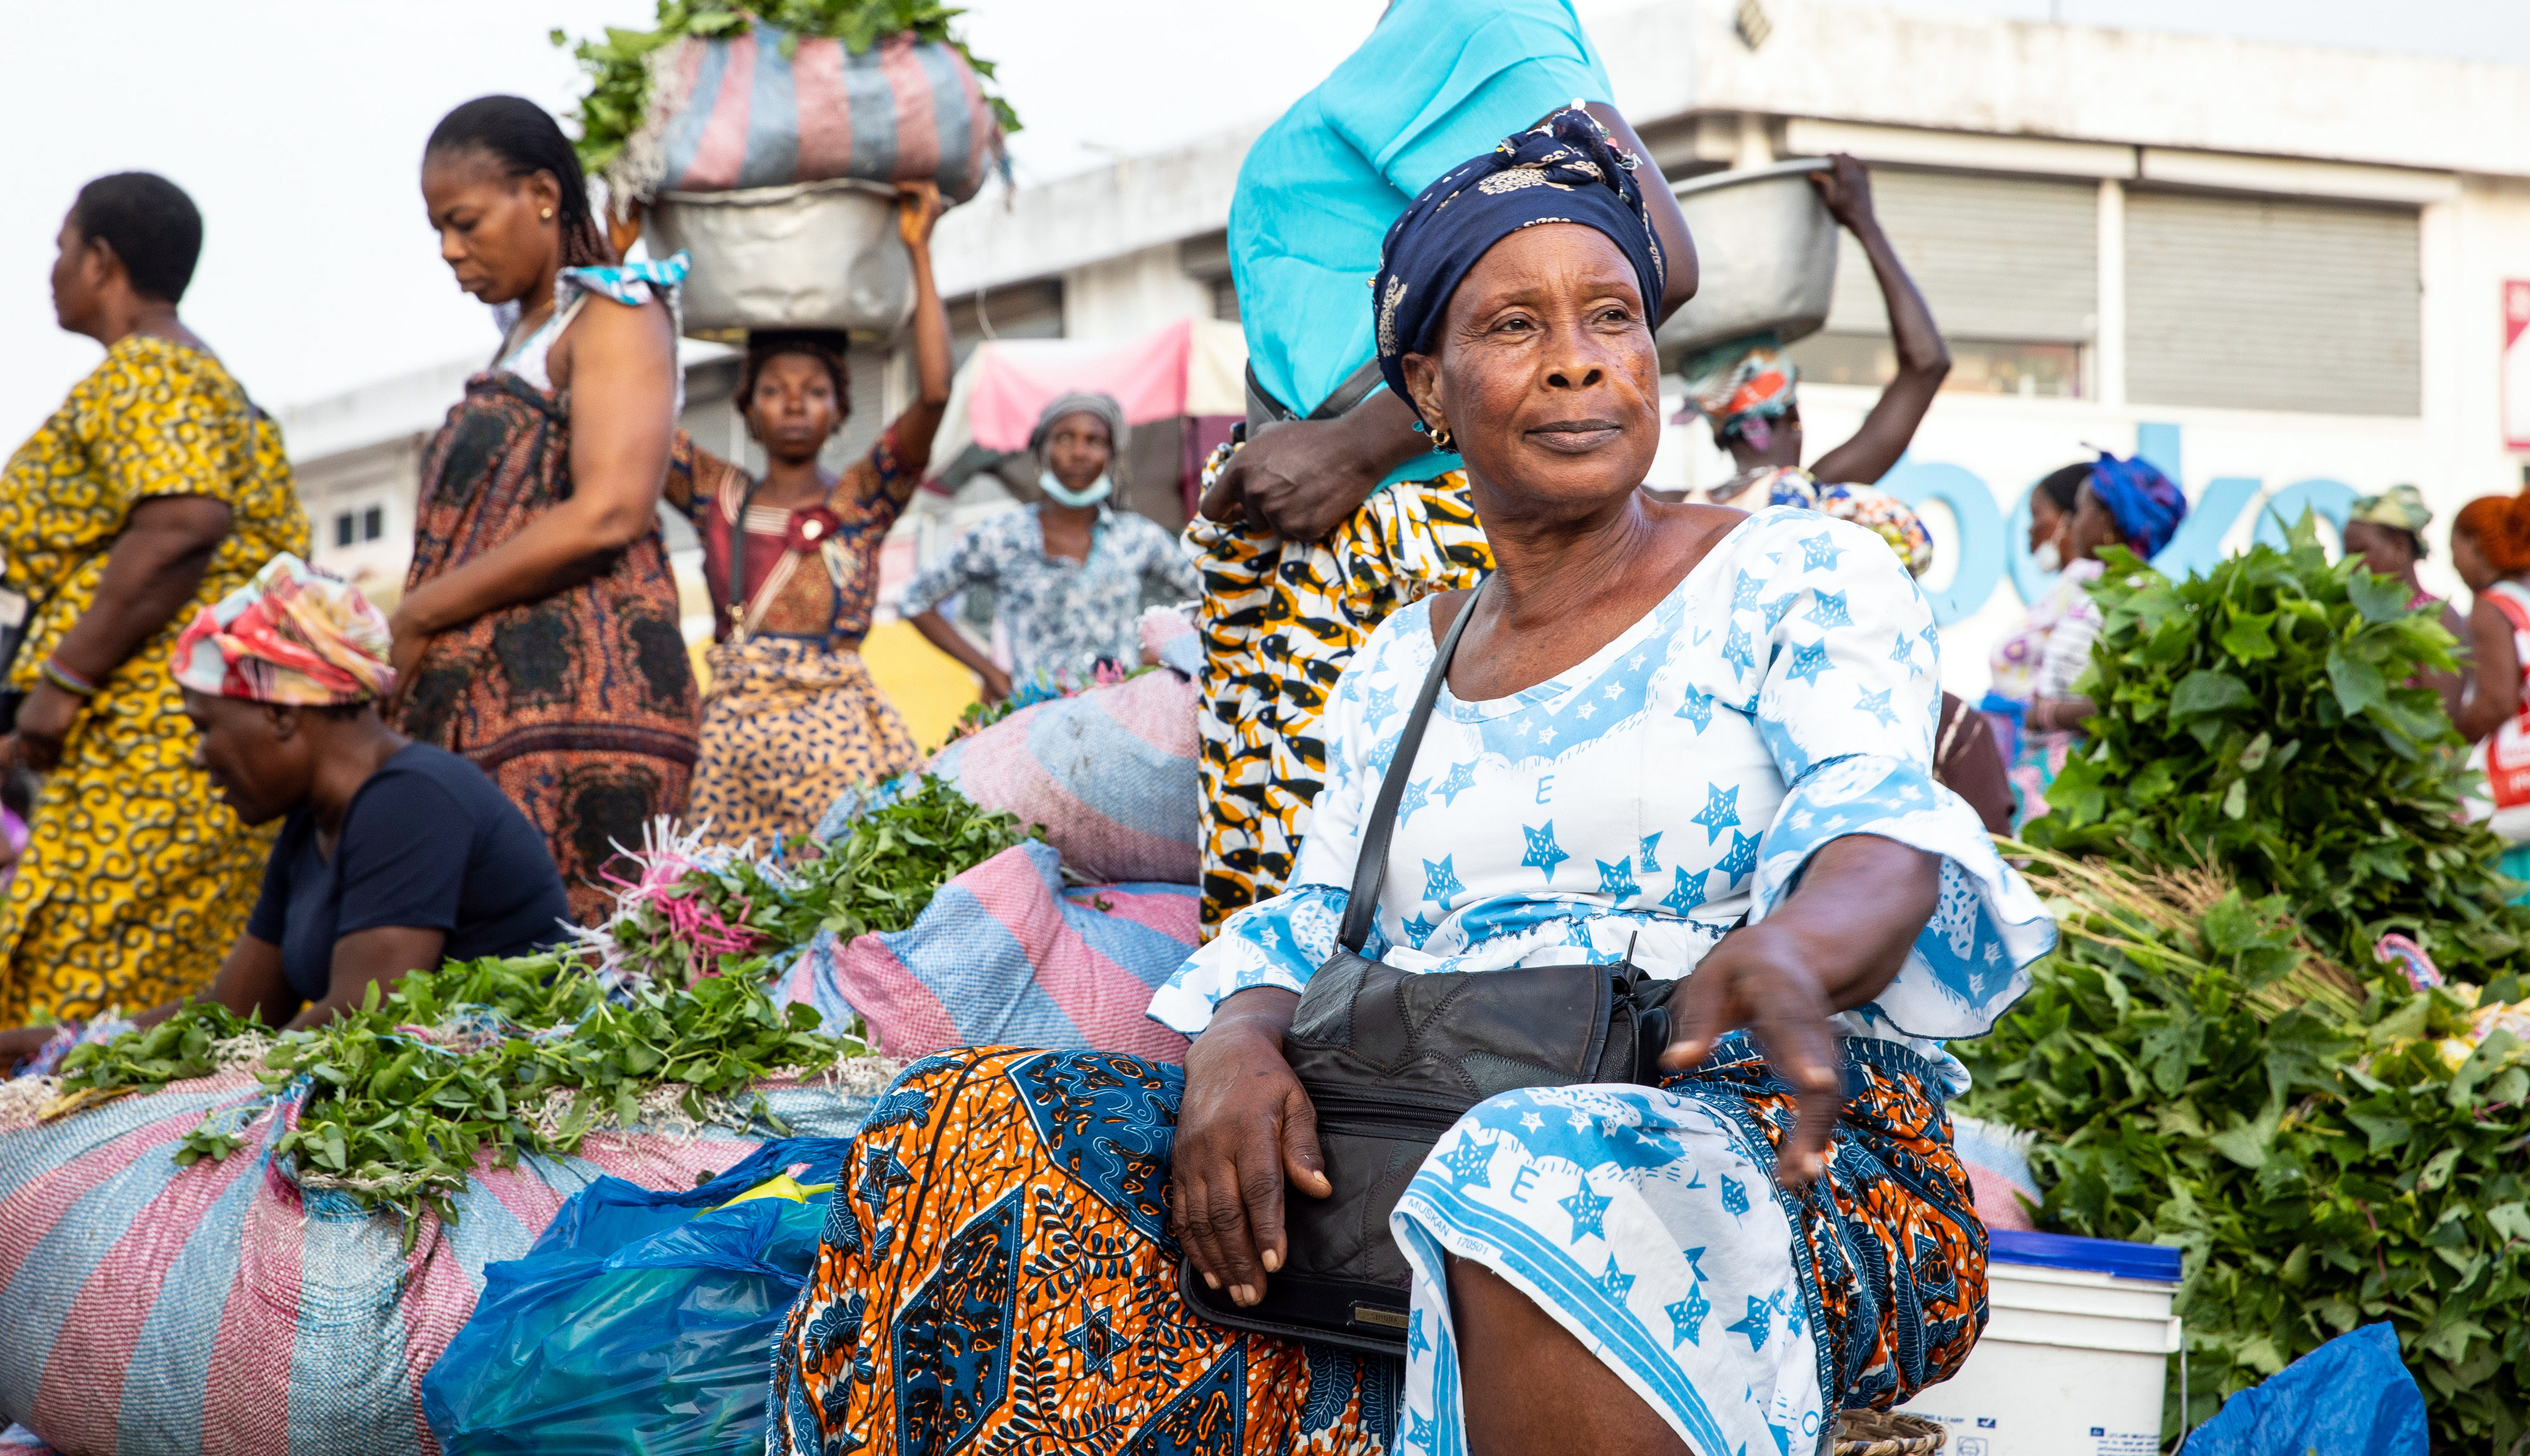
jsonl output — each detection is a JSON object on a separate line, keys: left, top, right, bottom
{"left": 2068, "top": 483, "right": 2126, "bottom": 563}
{"left": 420, "top": 147, "right": 562, "bottom": 307}
{"left": 1402, "top": 223, "right": 1660, "bottom": 515}
{"left": 2340, "top": 521, "right": 2417, "bottom": 582}
{"left": 2453, "top": 529, "right": 2497, "bottom": 594}
{"left": 49, "top": 214, "right": 107, "bottom": 334}
{"left": 1041, "top": 412, "right": 1113, "bottom": 493}
{"left": 2028, "top": 490, "right": 2069, "bottom": 557}
{"left": 744, "top": 352, "right": 842, "bottom": 462}
{"left": 183, "top": 689, "right": 314, "bottom": 826}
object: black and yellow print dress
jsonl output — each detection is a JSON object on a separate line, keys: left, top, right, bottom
{"left": 0, "top": 335, "right": 311, "bottom": 1025}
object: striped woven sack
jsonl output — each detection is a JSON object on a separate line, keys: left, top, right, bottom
{"left": 615, "top": 28, "right": 1003, "bottom": 204}
{"left": 925, "top": 668, "right": 1202, "bottom": 886}
{"left": 783, "top": 839, "right": 1199, "bottom": 1064}
{"left": 0, "top": 1070, "right": 880, "bottom": 1454}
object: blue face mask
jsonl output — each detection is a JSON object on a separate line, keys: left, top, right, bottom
{"left": 1040, "top": 470, "right": 1113, "bottom": 509}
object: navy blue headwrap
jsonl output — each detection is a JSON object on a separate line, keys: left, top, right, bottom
{"left": 1372, "top": 106, "right": 1667, "bottom": 420}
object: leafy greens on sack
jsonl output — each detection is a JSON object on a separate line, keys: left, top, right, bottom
{"left": 59, "top": 953, "right": 858, "bottom": 1245}
{"left": 2021, "top": 509, "right": 2526, "bottom": 978}
{"left": 795, "top": 772, "right": 1036, "bottom": 940}
{"left": 555, "top": 1, "right": 1020, "bottom": 181}
{"left": 1957, "top": 846, "right": 2530, "bottom": 1447}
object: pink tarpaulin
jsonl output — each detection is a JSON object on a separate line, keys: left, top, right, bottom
{"left": 965, "top": 320, "right": 1194, "bottom": 452}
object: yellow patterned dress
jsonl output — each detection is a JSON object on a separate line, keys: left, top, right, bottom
{"left": 1186, "top": 464, "right": 1491, "bottom": 935}
{"left": 0, "top": 336, "right": 311, "bottom": 1025}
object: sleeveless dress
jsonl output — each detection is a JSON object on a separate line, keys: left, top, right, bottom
{"left": 392, "top": 259, "right": 700, "bottom": 923}
{"left": 665, "top": 432, "right": 922, "bottom": 848}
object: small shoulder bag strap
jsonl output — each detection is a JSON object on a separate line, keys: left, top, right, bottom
{"left": 1338, "top": 578, "right": 1487, "bottom": 953}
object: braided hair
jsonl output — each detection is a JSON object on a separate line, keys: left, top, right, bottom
{"left": 424, "top": 96, "right": 609, "bottom": 268}
{"left": 740, "top": 330, "right": 852, "bottom": 416}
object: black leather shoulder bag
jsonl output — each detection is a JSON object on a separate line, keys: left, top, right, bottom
{"left": 1181, "top": 579, "right": 1678, "bottom": 1354}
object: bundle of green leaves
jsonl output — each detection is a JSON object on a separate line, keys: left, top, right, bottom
{"left": 59, "top": 953, "right": 856, "bottom": 1244}
{"left": 794, "top": 772, "right": 1037, "bottom": 940}
{"left": 2024, "top": 511, "right": 2524, "bottom": 978}
{"left": 555, "top": 1, "right": 1019, "bottom": 182}
{"left": 1958, "top": 846, "right": 2530, "bottom": 1446}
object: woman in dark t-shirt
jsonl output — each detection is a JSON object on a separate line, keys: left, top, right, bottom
{"left": 0, "top": 555, "right": 566, "bottom": 1061}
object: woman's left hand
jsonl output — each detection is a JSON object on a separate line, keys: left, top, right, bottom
{"left": 1661, "top": 922, "right": 1847, "bottom": 1186}
{"left": 1806, "top": 153, "right": 1878, "bottom": 232}
{"left": 9, "top": 680, "right": 82, "bottom": 774}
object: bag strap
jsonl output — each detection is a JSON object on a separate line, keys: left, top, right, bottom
{"left": 1340, "top": 579, "right": 1488, "bottom": 953}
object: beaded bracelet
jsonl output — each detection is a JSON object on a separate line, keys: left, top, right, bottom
{"left": 39, "top": 657, "right": 99, "bottom": 697}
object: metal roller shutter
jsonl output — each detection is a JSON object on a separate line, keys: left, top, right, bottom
{"left": 1819, "top": 168, "right": 2099, "bottom": 343}
{"left": 2126, "top": 190, "right": 2419, "bottom": 416}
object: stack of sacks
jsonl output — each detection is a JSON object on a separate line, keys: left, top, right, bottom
{"left": 785, "top": 840, "right": 1198, "bottom": 1064}
{"left": 908, "top": 607, "right": 1202, "bottom": 887}
{"left": 0, "top": 1068, "right": 881, "bottom": 1454}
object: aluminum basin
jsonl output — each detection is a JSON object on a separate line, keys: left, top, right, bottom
{"left": 1657, "top": 157, "right": 1839, "bottom": 369}
{"left": 647, "top": 178, "right": 912, "bottom": 338}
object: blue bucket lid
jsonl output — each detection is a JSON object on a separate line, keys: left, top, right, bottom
{"left": 1988, "top": 1229, "right": 2183, "bottom": 1283}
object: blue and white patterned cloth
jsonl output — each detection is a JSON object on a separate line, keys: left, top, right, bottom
{"left": 1149, "top": 505, "right": 2054, "bottom": 1455}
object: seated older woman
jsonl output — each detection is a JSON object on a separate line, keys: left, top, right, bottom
{"left": 766, "top": 111, "right": 2049, "bottom": 1456}
{"left": 0, "top": 556, "right": 569, "bottom": 1063}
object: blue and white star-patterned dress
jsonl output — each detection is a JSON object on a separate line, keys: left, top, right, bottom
{"left": 1149, "top": 506, "right": 2054, "bottom": 1456}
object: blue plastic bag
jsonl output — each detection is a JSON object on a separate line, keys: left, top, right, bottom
{"left": 420, "top": 1138, "right": 852, "bottom": 1455}
{"left": 2181, "top": 1323, "right": 2427, "bottom": 1455}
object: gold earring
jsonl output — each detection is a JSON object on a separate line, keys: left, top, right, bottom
{"left": 540, "top": 207, "right": 554, "bottom": 221}
{"left": 1431, "top": 424, "right": 1456, "bottom": 453}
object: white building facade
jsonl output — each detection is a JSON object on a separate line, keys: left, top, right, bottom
{"left": 281, "top": 0, "right": 2530, "bottom": 694}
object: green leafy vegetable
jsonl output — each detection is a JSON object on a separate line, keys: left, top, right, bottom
{"left": 2023, "top": 510, "right": 2525, "bottom": 979}
{"left": 554, "top": 1, "right": 1020, "bottom": 183}
{"left": 1959, "top": 847, "right": 2530, "bottom": 1447}
{"left": 792, "top": 772, "right": 1036, "bottom": 941}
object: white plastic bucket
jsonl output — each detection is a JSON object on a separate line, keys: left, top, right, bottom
{"left": 1655, "top": 157, "right": 1840, "bottom": 369}
{"left": 1897, "top": 1230, "right": 2181, "bottom": 1456}
{"left": 646, "top": 177, "right": 912, "bottom": 338}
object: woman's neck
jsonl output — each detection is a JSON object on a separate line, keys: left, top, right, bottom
{"left": 756, "top": 453, "right": 830, "bottom": 509}
{"left": 307, "top": 715, "right": 413, "bottom": 850}
{"left": 90, "top": 299, "right": 189, "bottom": 352}
{"left": 1477, "top": 486, "right": 1668, "bottom": 633}
{"left": 1039, "top": 499, "right": 1101, "bottom": 530}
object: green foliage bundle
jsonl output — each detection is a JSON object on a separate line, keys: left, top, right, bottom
{"left": 1958, "top": 848, "right": 2530, "bottom": 1447}
{"left": 61, "top": 953, "right": 855, "bottom": 1243}
{"left": 796, "top": 772, "right": 1037, "bottom": 940}
{"left": 555, "top": 1, "right": 1019, "bottom": 182}
{"left": 2024, "top": 512, "right": 2524, "bottom": 978}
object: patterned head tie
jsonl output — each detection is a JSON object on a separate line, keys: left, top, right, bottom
{"left": 2347, "top": 483, "right": 2431, "bottom": 536}
{"left": 173, "top": 553, "right": 399, "bottom": 706}
{"left": 1371, "top": 105, "right": 1667, "bottom": 419}
{"left": 2085, "top": 451, "right": 2188, "bottom": 560}
{"left": 1682, "top": 332, "right": 1798, "bottom": 451}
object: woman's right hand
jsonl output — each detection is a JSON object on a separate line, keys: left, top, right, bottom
{"left": 978, "top": 666, "right": 1014, "bottom": 705}
{"left": 1171, "top": 986, "right": 1331, "bottom": 1306}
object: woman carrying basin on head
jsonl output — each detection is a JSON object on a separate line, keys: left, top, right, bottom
{"left": 395, "top": 96, "right": 698, "bottom": 923}
{"left": 663, "top": 183, "right": 953, "bottom": 850}
{"left": 765, "top": 110, "right": 2052, "bottom": 1456}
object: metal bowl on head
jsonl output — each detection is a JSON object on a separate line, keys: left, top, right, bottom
{"left": 1656, "top": 156, "right": 1839, "bottom": 372}
{"left": 646, "top": 177, "right": 913, "bottom": 340}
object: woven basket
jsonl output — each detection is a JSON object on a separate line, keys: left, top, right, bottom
{"left": 1832, "top": 1410, "right": 1946, "bottom": 1455}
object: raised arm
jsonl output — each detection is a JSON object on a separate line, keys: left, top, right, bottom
{"left": 386, "top": 291, "right": 677, "bottom": 681}
{"left": 879, "top": 183, "right": 954, "bottom": 483}
{"left": 1805, "top": 156, "right": 1951, "bottom": 488}
{"left": 2457, "top": 595, "right": 2522, "bottom": 744}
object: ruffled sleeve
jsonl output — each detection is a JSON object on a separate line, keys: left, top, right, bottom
{"left": 1735, "top": 512, "right": 2055, "bottom": 1040}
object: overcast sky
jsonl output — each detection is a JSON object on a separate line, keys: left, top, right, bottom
{"left": 0, "top": 0, "right": 2522, "bottom": 447}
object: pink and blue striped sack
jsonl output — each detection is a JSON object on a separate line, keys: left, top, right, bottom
{"left": 919, "top": 667, "right": 1203, "bottom": 886}
{"left": 628, "top": 28, "right": 1003, "bottom": 203}
{"left": 783, "top": 841, "right": 1199, "bottom": 1064}
{"left": 0, "top": 1073, "right": 873, "bottom": 1454}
